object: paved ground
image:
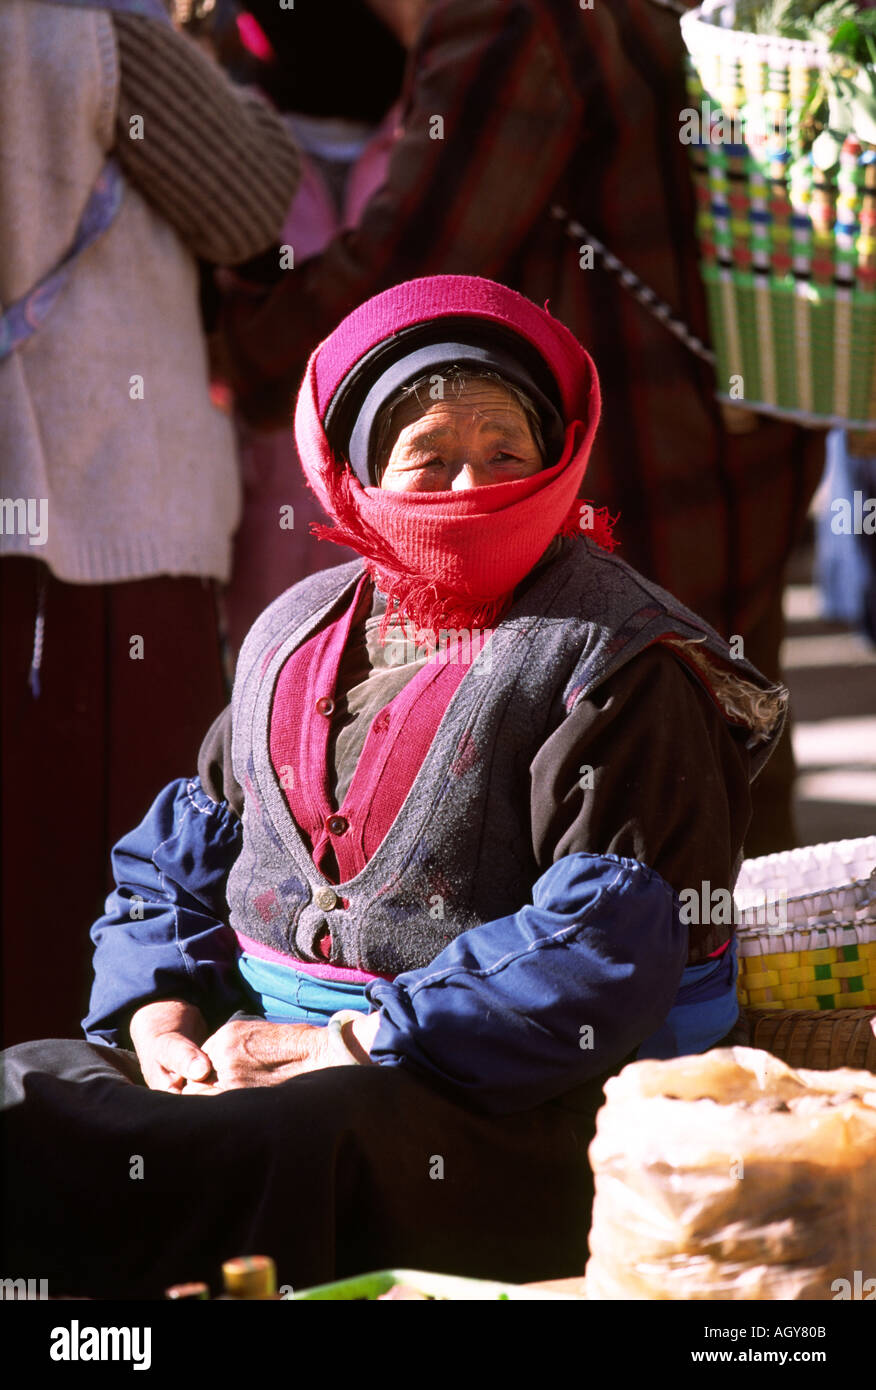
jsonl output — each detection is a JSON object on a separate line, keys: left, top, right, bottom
{"left": 783, "top": 545, "right": 876, "bottom": 847}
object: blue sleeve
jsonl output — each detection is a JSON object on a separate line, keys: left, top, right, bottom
{"left": 365, "top": 851, "right": 688, "bottom": 1116}
{"left": 82, "top": 777, "right": 248, "bottom": 1047}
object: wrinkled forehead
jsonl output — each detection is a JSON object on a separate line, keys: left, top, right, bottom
{"left": 388, "top": 377, "right": 535, "bottom": 435}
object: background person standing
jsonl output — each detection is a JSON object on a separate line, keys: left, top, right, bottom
{"left": 220, "top": 0, "right": 825, "bottom": 855}
{"left": 0, "top": 0, "right": 300, "bottom": 1044}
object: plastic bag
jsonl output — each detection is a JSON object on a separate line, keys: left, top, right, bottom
{"left": 585, "top": 1047, "right": 876, "bottom": 1300}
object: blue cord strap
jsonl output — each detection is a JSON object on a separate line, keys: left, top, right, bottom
{"left": 0, "top": 159, "right": 125, "bottom": 362}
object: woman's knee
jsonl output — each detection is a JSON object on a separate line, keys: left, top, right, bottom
{"left": 1, "top": 1038, "right": 142, "bottom": 1104}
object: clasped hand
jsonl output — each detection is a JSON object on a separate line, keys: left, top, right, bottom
{"left": 129, "top": 1000, "right": 378, "bottom": 1095}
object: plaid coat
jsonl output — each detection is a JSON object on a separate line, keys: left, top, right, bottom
{"left": 224, "top": 0, "right": 825, "bottom": 641}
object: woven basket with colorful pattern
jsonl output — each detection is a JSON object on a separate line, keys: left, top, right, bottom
{"left": 680, "top": 1, "right": 876, "bottom": 428}
{"left": 734, "top": 836, "right": 876, "bottom": 1010}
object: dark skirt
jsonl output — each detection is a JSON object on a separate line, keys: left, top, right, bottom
{"left": 0, "top": 1038, "right": 623, "bottom": 1299}
{"left": 0, "top": 558, "right": 228, "bottom": 1046}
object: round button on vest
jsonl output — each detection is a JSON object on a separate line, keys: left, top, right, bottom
{"left": 314, "top": 886, "right": 338, "bottom": 911}
{"left": 315, "top": 696, "right": 335, "bottom": 716}
{"left": 326, "top": 814, "right": 348, "bottom": 835}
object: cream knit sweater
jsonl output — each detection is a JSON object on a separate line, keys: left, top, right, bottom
{"left": 0, "top": 2, "right": 297, "bottom": 583}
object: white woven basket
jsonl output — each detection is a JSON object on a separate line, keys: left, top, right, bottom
{"left": 681, "top": 0, "right": 834, "bottom": 74}
{"left": 733, "top": 837, "right": 876, "bottom": 1009}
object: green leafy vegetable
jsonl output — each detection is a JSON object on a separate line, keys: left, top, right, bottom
{"left": 723, "top": 1, "right": 876, "bottom": 167}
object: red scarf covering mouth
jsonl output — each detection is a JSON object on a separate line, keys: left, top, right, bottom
{"left": 294, "top": 276, "right": 618, "bottom": 637}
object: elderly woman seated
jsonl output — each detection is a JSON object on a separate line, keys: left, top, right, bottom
{"left": 1, "top": 276, "right": 781, "bottom": 1298}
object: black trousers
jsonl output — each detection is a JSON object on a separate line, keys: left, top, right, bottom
{"left": 0, "top": 1040, "right": 623, "bottom": 1299}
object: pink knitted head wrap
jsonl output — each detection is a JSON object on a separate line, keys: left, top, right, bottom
{"left": 294, "top": 275, "right": 616, "bottom": 634}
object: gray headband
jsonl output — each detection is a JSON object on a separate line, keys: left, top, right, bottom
{"left": 342, "top": 341, "right": 566, "bottom": 486}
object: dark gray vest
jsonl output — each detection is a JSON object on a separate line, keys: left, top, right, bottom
{"left": 227, "top": 539, "right": 784, "bottom": 972}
